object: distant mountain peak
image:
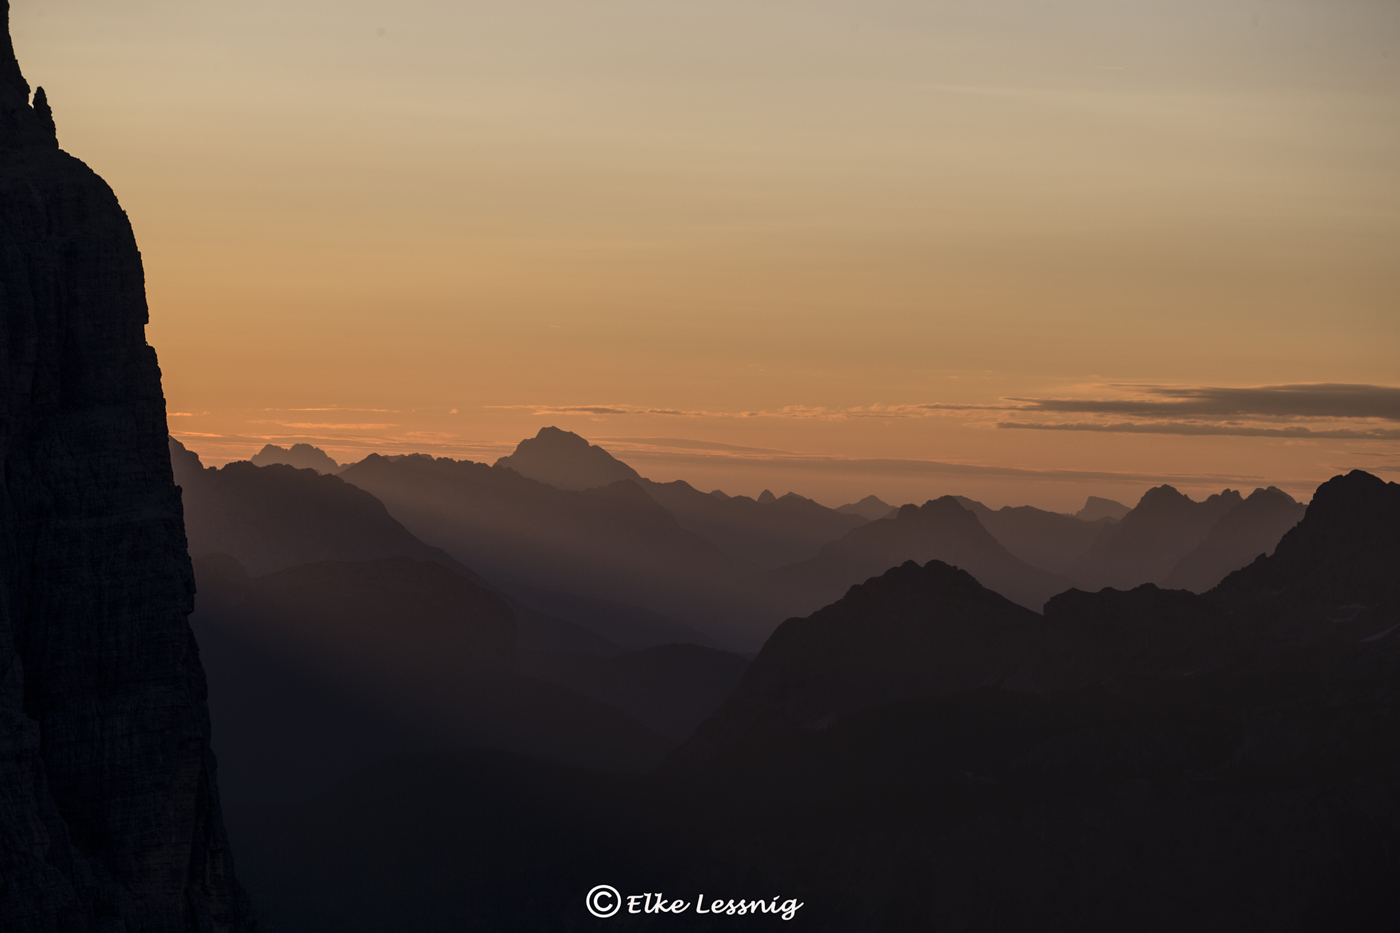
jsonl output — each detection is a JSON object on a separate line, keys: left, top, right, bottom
{"left": 250, "top": 442, "right": 341, "bottom": 474}
{"left": 1136, "top": 484, "right": 1190, "bottom": 508}
{"left": 494, "top": 426, "right": 643, "bottom": 491}
{"left": 898, "top": 496, "right": 980, "bottom": 527}
{"left": 1074, "top": 495, "right": 1129, "bottom": 522}
{"left": 836, "top": 495, "right": 896, "bottom": 521}
{"left": 758, "top": 489, "right": 778, "bottom": 505}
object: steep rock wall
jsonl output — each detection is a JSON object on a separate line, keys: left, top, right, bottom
{"left": 0, "top": 6, "right": 257, "bottom": 930}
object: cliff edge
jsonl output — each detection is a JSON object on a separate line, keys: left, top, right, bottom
{"left": 0, "top": 6, "right": 257, "bottom": 929}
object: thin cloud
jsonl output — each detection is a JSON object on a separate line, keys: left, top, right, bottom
{"left": 247, "top": 421, "right": 400, "bottom": 430}
{"left": 490, "top": 403, "right": 1010, "bottom": 421}
{"left": 491, "top": 404, "right": 711, "bottom": 417}
{"left": 1007, "top": 384, "right": 1400, "bottom": 422}
{"left": 595, "top": 436, "right": 798, "bottom": 455}
{"left": 998, "top": 421, "right": 1400, "bottom": 440}
{"left": 262, "top": 407, "right": 402, "bottom": 413}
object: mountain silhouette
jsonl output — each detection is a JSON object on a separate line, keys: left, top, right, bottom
{"left": 250, "top": 441, "right": 342, "bottom": 473}
{"left": 664, "top": 471, "right": 1400, "bottom": 928}
{"left": 0, "top": 9, "right": 255, "bottom": 926}
{"left": 642, "top": 481, "right": 866, "bottom": 567}
{"left": 687, "top": 560, "right": 1043, "bottom": 755}
{"left": 495, "top": 427, "right": 865, "bottom": 567}
{"left": 1068, "top": 484, "right": 1244, "bottom": 590}
{"left": 758, "top": 496, "right": 1072, "bottom": 624}
{"left": 1075, "top": 494, "right": 1130, "bottom": 521}
{"left": 339, "top": 453, "right": 752, "bottom": 647}
{"left": 175, "top": 438, "right": 458, "bottom": 574}
{"left": 692, "top": 470, "right": 1400, "bottom": 756}
{"left": 173, "top": 438, "right": 615, "bottom": 654}
{"left": 836, "top": 494, "right": 898, "bottom": 520}
{"left": 495, "top": 425, "right": 643, "bottom": 489}
{"left": 236, "top": 472, "right": 1400, "bottom": 931}
{"left": 1163, "top": 485, "right": 1305, "bottom": 592}
{"left": 1214, "top": 469, "right": 1400, "bottom": 610}
{"left": 954, "top": 496, "right": 1112, "bottom": 574}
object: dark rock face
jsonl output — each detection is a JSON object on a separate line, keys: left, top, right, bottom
{"left": 0, "top": 10, "right": 256, "bottom": 930}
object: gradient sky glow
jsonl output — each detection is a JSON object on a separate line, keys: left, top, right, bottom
{"left": 12, "top": 0, "right": 1400, "bottom": 508}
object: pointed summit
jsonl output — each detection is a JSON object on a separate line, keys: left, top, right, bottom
{"left": 1, "top": 4, "right": 57, "bottom": 147}
{"left": 494, "top": 426, "right": 643, "bottom": 491}
{"left": 836, "top": 495, "right": 896, "bottom": 521}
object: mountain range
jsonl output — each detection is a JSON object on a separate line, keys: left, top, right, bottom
{"left": 231, "top": 469, "right": 1400, "bottom": 931}
{"left": 498, "top": 427, "right": 866, "bottom": 567}
{"left": 757, "top": 496, "right": 1072, "bottom": 619}
{"left": 338, "top": 451, "right": 747, "bottom": 646}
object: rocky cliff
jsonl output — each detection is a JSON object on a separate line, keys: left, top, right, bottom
{"left": 0, "top": 7, "right": 257, "bottom": 930}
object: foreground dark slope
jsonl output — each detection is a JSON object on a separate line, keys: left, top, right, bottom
{"left": 192, "top": 555, "right": 671, "bottom": 813}
{"left": 0, "top": 11, "right": 255, "bottom": 929}
{"left": 240, "top": 471, "right": 1399, "bottom": 931}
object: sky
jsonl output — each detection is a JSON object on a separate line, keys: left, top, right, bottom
{"left": 11, "top": 0, "right": 1400, "bottom": 509}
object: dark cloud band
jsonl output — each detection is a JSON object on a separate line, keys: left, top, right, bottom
{"left": 998, "top": 420, "right": 1400, "bottom": 440}
{"left": 1007, "top": 383, "right": 1400, "bottom": 422}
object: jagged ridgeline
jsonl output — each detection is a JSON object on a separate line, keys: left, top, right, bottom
{"left": 0, "top": 6, "right": 258, "bottom": 931}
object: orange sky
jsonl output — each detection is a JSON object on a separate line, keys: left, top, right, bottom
{"left": 12, "top": 0, "right": 1399, "bottom": 509}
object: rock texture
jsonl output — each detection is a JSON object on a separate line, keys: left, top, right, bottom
{"left": 0, "top": 9, "right": 256, "bottom": 930}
